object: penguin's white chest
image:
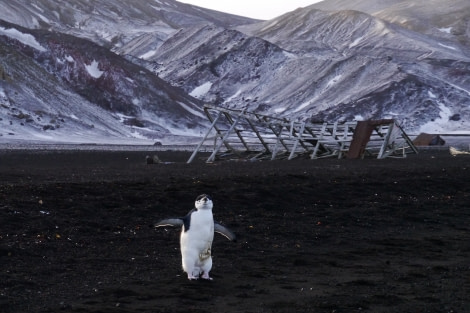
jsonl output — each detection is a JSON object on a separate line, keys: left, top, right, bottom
{"left": 180, "top": 210, "right": 214, "bottom": 254}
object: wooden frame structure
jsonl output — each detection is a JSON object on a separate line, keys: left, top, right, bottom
{"left": 187, "top": 105, "right": 417, "bottom": 163}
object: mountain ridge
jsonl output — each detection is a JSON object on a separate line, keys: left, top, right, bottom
{"left": 1, "top": 0, "right": 470, "bottom": 143}
{"left": 309, "top": 0, "right": 470, "bottom": 48}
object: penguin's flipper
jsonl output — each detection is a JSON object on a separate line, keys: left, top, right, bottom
{"left": 155, "top": 218, "right": 184, "bottom": 228}
{"left": 215, "top": 223, "right": 236, "bottom": 242}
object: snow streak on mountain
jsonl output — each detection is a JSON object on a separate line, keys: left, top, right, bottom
{"left": 0, "top": 0, "right": 469, "bottom": 143}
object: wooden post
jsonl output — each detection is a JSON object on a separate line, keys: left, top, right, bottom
{"left": 187, "top": 111, "right": 222, "bottom": 163}
{"left": 206, "top": 109, "right": 246, "bottom": 162}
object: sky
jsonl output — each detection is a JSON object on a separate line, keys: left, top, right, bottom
{"left": 177, "top": 0, "right": 323, "bottom": 20}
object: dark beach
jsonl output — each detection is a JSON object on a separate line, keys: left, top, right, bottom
{"left": 1, "top": 148, "right": 469, "bottom": 312}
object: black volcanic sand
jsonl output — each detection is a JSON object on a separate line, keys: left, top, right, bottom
{"left": 1, "top": 148, "right": 469, "bottom": 313}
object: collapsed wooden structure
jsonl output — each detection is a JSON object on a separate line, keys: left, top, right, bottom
{"left": 188, "top": 105, "right": 418, "bottom": 163}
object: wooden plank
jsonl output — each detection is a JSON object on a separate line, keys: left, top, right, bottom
{"left": 288, "top": 122, "right": 306, "bottom": 160}
{"left": 207, "top": 109, "right": 246, "bottom": 162}
{"left": 187, "top": 111, "right": 222, "bottom": 163}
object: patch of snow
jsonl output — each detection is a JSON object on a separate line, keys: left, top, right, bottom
{"left": 35, "top": 12, "right": 50, "bottom": 23}
{"left": 438, "top": 27, "right": 452, "bottom": 34}
{"left": 115, "top": 113, "right": 133, "bottom": 123}
{"left": 162, "top": 122, "right": 202, "bottom": 137}
{"left": 65, "top": 55, "right": 74, "bottom": 62}
{"left": 294, "top": 99, "right": 314, "bottom": 113}
{"left": 93, "top": 29, "right": 113, "bottom": 42}
{"left": 349, "top": 36, "right": 364, "bottom": 48}
{"left": 70, "top": 114, "right": 79, "bottom": 120}
{"left": 224, "top": 90, "right": 242, "bottom": 104}
{"left": 140, "top": 49, "right": 157, "bottom": 60}
{"left": 31, "top": 17, "right": 40, "bottom": 28}
{"left": 326, "top": 74, "right": 342, "bottom": 89}
{"left": 438, "top": 43, "right": 456, "bottom": 50}
{"left": 274, "top": 107, "right": 286, "bottom": 114}
{"left": 261, "top": 20, "right": 279, "bottom": 32}
{"left": 428, "top": 91, "right": 437, "bottom": 98}
{"left": 354, "top": 115, "right": 364, "bottom": 121}
{"left": 32, "top": 133, "right": 55, "bottom": 140}
{"left": 125, "top": 77, "right": 134, "bottom": 83}
{"left": 31, "top": 3, "right": 44, "bottom": 13}
{"left": 177, "top": 101, "right": 205, "bottom": 118}
{"left": 418, "top": 101, "right": 453, "bottom": 133}
{"left": 85, "top": 60, "right": 104, "bottom": 79}
{"left": 190, "top": 82, "right": 212, "bottom": 98}
{"left": 282, "top": 51, "right": 297, "bottom": 59}
{"left": 132, "top": 98, "right": 140, "bottom": 105}
{"left": 0, "top": 27, "right": 46, "bottom": 52}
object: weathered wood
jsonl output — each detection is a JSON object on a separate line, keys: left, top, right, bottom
{"left": 187, "top": 105, "right": 417, "bottom": 163}
{"left": 187, "top": 111, "right": 222, "bottom": 164}
{"left": 207, "top": 109, "right": 246, "bottom": 162}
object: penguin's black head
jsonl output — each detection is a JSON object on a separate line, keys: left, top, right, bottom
{"left": 195, "top": 194, "right": 213, "bottom": 210}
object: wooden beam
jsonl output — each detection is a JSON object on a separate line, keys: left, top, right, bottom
{"left": 206, "top": 109, "right": 246, "bottom": 163}
{"left": 187, "top": 111, "right": 222, "bottom": 163}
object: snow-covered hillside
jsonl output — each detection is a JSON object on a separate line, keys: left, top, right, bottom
{"left": 0, "top": 20, "right": 206, "bottom": 143}
{"left": 0, "top": 0, "right": 259, "bottom": 143}
{"left": 310, "top": 0, "right": 470, "bottom": 48}
{"left": 1, "top": 0, "right": 470, "bottom": 144}
{"left": 150, "top": 5, "right": 470, "bottom": 133}
{"left": 233, "top": 7, "right": 470, "bottom": 132}
{"left": 0, "top": 0, "right": 255, "bottom": 50}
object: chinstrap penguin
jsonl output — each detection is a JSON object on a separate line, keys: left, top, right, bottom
{"left": 155, "top": 194, "right": 236, "bottom": 280}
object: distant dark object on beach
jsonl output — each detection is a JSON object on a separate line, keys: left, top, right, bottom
{"left": 154, "top": 141, "right": 162, "bottom": 146}
{"left": 413, "top": 133, "right": 445, "bottom": 146}
{"left": 146, "top": 154, "right": 161, "bottom": 164}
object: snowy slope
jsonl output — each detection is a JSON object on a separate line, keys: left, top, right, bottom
{"left": 310, "top": 0, "right": 470, "bottom": 48}
{"left": 0, "top": 0, "right": 258, "bottom": 143}
{"left": 0, "top": 0, "right": 256, "bottom": 51}
{"left": 149, "top": 6, "right": 470, "bottom": 133}
{"left": 0, "top": 20, "right": 207, "bottom": 143}
{"left": 1, "top": 0, "right": 470, "bottom": 145}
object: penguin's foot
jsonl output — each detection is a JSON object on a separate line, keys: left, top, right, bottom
{"left": 201, "top": 272, "right": 212, "bottom": 280}
{"left": 187, "top": 275, "right": 199, "bottom": 280}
